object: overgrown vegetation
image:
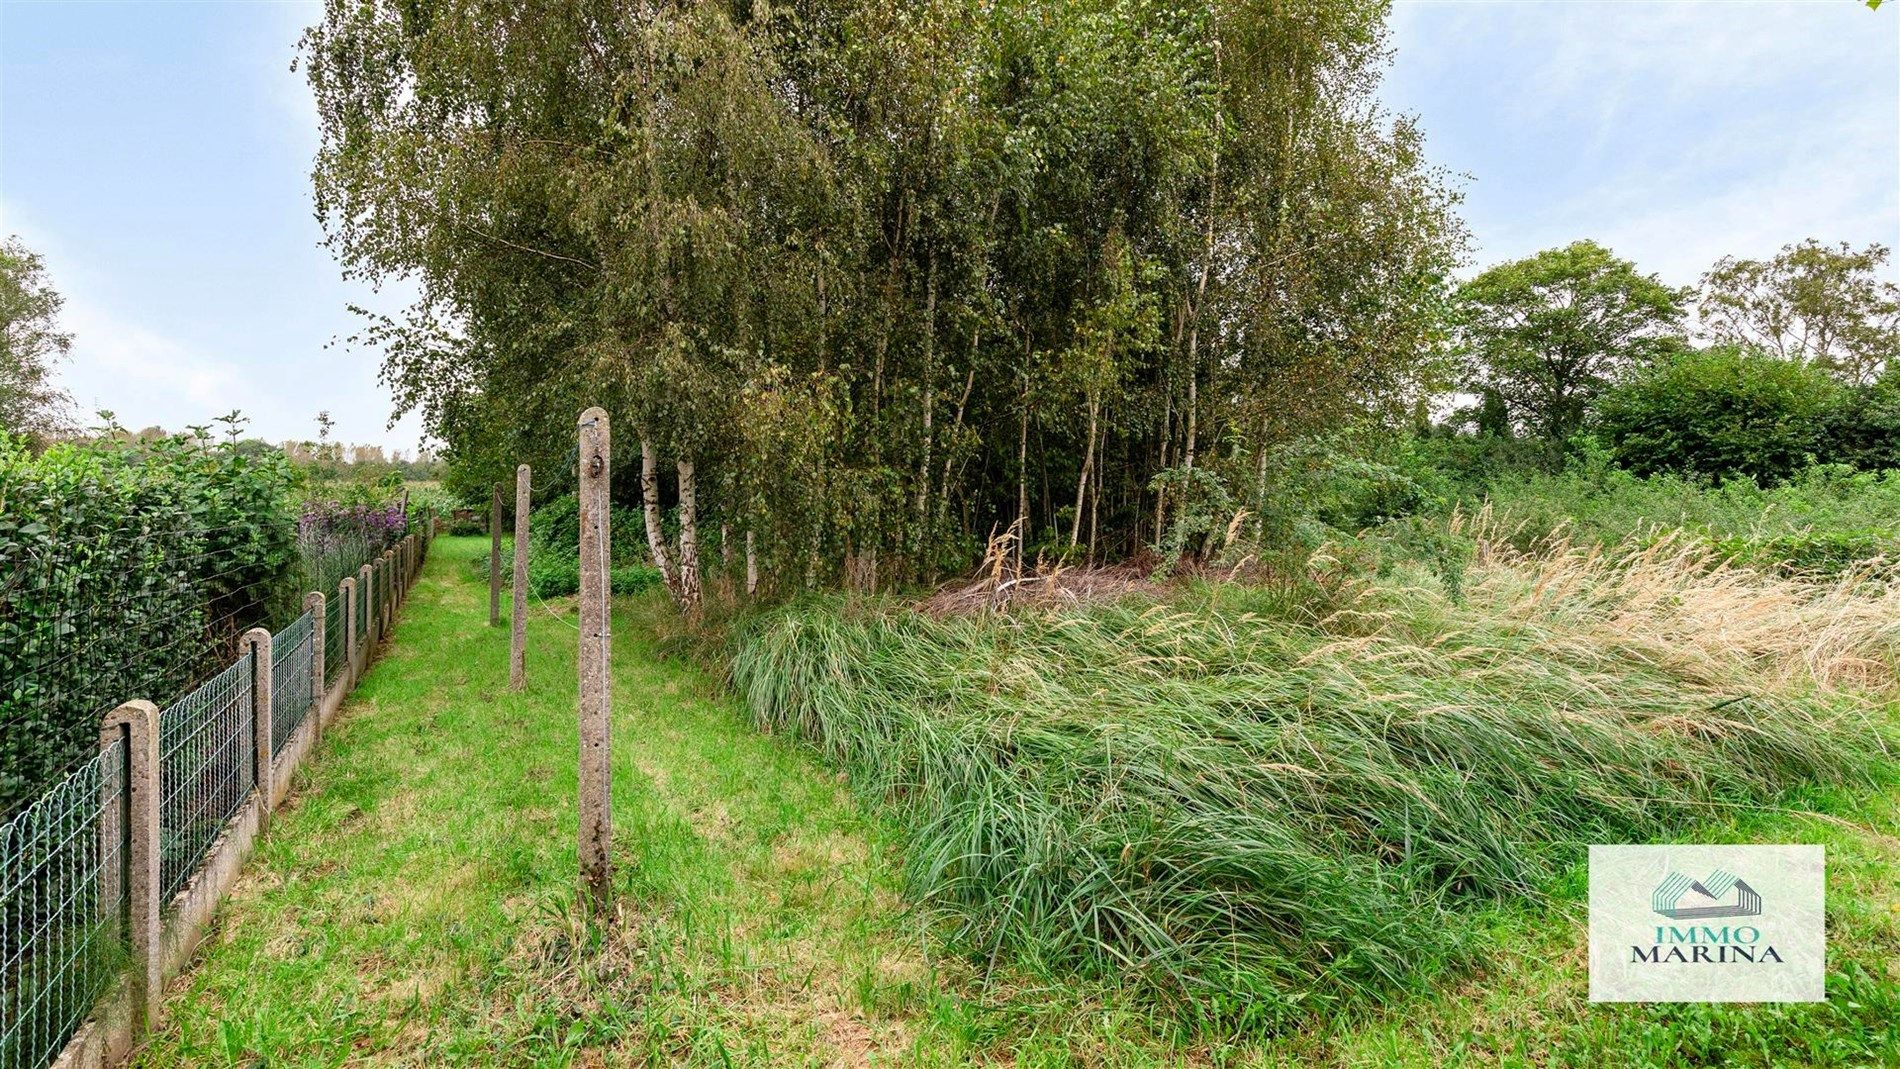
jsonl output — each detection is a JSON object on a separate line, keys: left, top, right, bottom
{"left": 733, "top": 517, "right": 1898, "bottom": 1029}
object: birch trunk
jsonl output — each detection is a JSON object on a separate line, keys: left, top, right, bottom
{"left": 676, "top": 459, "right": 702, "bottom": 610}
{"left": 912, "top": 254, "right": 939, "bottom": 561}
{"left": 1069, "top": 396, "right": 1097, "bottom": 548}
{"left": 746, "top": 529, "right": 758, "bottom": 596}
{"left": 1016, "top": 350, "right": 1030, "bottom": 570}
{"left": 640, "top": 436, "right": 681, "bottom": 604}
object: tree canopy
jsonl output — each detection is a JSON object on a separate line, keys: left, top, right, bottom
{"left": 302, "top": 0, "right": 1466, "bottom": 601}
{"left": 1453, "top": 240, "right": 1684, "bottom": 442}
{"left": 0, "top": 237, "right": 73, "bottom": 441}
{"left": 1698, "top": 239, "right": 1900, "bottom": 385}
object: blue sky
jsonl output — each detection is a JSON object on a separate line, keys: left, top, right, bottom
{"left": 1, "top": 1, "right": 1896, "bottom": 451}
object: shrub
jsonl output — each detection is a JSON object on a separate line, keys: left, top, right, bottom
{"left": 469, "top": 545, "right": 663, "bottom": 599}
{"left": 1822, "top": 363, "right": 1900, "bottom": 472}
{"left": 0, "top": 432, "right": 299, "bottom": 814}
{"left": 527, "top": 493, "right": 649, "bottom": 564}
{"left": 1597, "top": 345, "right": 1842, "bottom": 483}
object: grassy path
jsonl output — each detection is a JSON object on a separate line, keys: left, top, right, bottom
{"left": 130, "top": 536, "right": 1899, "bottom": 1067}
{"left": 132, "top": 537, "right": 975, "bottom": 1067}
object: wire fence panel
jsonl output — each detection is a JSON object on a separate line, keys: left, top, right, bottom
{"left": 158, "top": 656, "right": 253, "bottom": 903}
{"left": 0, "top": 739, "right": 125, "bottom": 1069}
{"left": 323, "top": 594, "right": 346, "bottom": 688}
{"left": 270, "top": 613, "right": 314, "bottom": 758}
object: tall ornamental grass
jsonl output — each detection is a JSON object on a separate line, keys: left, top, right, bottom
{"left": 731, "top": 523, "right": 1896, "bottom": 1028}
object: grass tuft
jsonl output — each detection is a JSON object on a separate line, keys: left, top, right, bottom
{"left": 733, "top": 523, "right": 1897, "bottom": 1030}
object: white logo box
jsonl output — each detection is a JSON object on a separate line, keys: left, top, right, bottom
{"left": 1588, "top": 844, "right": 1825, "bottom": 1003}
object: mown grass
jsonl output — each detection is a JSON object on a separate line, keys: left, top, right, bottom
{"left": 131, "top": 534, "right": 1900, "bottom": 1067}
{"left": 133, "top": 536, "right": 957, "bottom": 1066}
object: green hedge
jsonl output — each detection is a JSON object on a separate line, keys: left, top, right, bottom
{"left": 0, "top": 433, "right": 299, "bottom": 815}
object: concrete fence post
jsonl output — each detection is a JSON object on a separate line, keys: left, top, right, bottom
{"left": 240, "top": 627, "right": 274, "bottom": 824}
{"left": 356, "top": 563, "right": 374, "bottom": 669}
{"left": 577, "top": 407, "right": 613, "bottom": 915}
{"left": 340, "top": 576, "right": 357, "bottom": 690}
{"left": 490, "top": 481, "right": 504, "bottom": 626}
{"left": 99, "top": 699, "right": 160, "bottom": 1033}
{"left": 380, "top": 551, "right": 395, "bottom": 636}
{"left": 305, "top": 591, "right": 326, "bottom": 742}
{"left": 511, "top": 464, "right": 531, "bottom": 690}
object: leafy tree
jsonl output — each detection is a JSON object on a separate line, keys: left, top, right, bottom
{"left": 1596, "top": 345, "right": 1842, "bottom": 484}
{"left": 1698, "top": 239, "right": 1900, "bottom": 385}
{"left": 0, "top": 237, "right": 73, "bottom": 440}
{"left": 300, "top": 0, "right": 1465, "bottom": 600}
{"left": 1454, "top": 240, "right": 1686, "bottom": 443}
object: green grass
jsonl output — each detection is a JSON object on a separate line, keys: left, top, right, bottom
{"left": 1472, "top": 461, "right": 1900, "bottom": 564}
{"left": 732, "top": 555, "right": 1895, "bottom": 1032}
{"left": 131, "top": 535, "right": 1900, "bottom": 1067}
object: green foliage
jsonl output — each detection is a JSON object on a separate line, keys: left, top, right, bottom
{"left": 1698, "top": 239, "right": 1900, "bottom": 385}
{"left": 0, "top": 428, "right": 300, "bottom": 813}
{"left": 1597, "top": 345, "right": 1843, "bottom": 484}
{"left": 734, "top": 576, "right": 1889, "bottom": 1028}
{"left": 301, "top": 0, "right": 1466, "bottom": 582}
{"left": 1823, "top": 362, "right": 1900, "bottom": 471}
{"left": 1455, "top": 240, "right": 1687, "bottom": 442}
{"left": 1474, "top": 456, "right": 1900, "bottom": 569}
{"left": 0, "top": 236, "right": 73, "bottom": 440}
{"left": 527, "top": 493, "right": 648, "bottom": 567}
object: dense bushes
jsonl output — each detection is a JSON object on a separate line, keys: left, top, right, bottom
{"left": 0, "top": 432, "right": 300, "bottom": 814}
{"left": 465, "top": 493, "right": 663, "bottom": 599}
{"left": 1471, "top": 456, "right": 1900, "bottom": 566}
{"left": 1597, "top": 346, "right": 1843, "bottom": 483}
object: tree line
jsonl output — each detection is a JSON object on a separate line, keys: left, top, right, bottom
{"left": 300, "top": 0, "right": 1464, "bottom": 608}
{"left": 1451, "top": 237, "right": 1899, "bottom": 484}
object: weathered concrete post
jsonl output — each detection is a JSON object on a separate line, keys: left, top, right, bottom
{"left": 511, "top": 464, "right": 531, "bottom": 690}
{"left": 381, "top": 550, "right": 395, "bottom": 635}
{"left": 356, "top": 563, "right": 374, "bottom": 668}
{"left": 490, "top": 481, "right": 505, "bottom": 627}
{"left": 240, "top": 627, "right": 274, "bottom": 822}
{"left": 577, "top": 407, "right": 613, "bottom": 914}
{"left": 99, "top": 699, "right": 159, "bottom": 1033}
{"left": 339, "top": 577, "right": 357, "bottom": 690}
{"left": 305, "top": 591, "right": 326, "bottom": 742}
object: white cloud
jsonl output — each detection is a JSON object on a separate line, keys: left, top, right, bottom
{"left": 1388, "top": 0, "right": 1900, "bottom": 286}
{"left": 58, "top": 297, "right": 241, "bottom": 427}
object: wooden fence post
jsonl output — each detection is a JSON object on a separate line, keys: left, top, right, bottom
{"left": 305, "top": 591, "right": 326, "bottom": 741}
{"left": 240, "top": 627, "right": 274, "bottom": 823}
{"left": 490, "top": 481, "right": 504, "bottom": 627}
{"left": 99, "top": 699, "right": 160, "bottom": 1033}
{"left": 577, "top": 407, "right": 613, "bottom": 914}
{"left": 511, "top": 464, "right": 531, "bottom": 690}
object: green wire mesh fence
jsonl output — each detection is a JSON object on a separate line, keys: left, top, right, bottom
{"left": 0, "top": 739, "right": 126, "bottom": 1069}
{"left": 1, "top": 520, "right": 431, "bottom": 1068}
{"left": 270, "top": 612, "right": 315, "bottom": 758}
{"left": 323, "top": 595, "right": 346, "bottom": 688}
{"left": 157, "top": 655, "right": 253, "bottom": 904}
